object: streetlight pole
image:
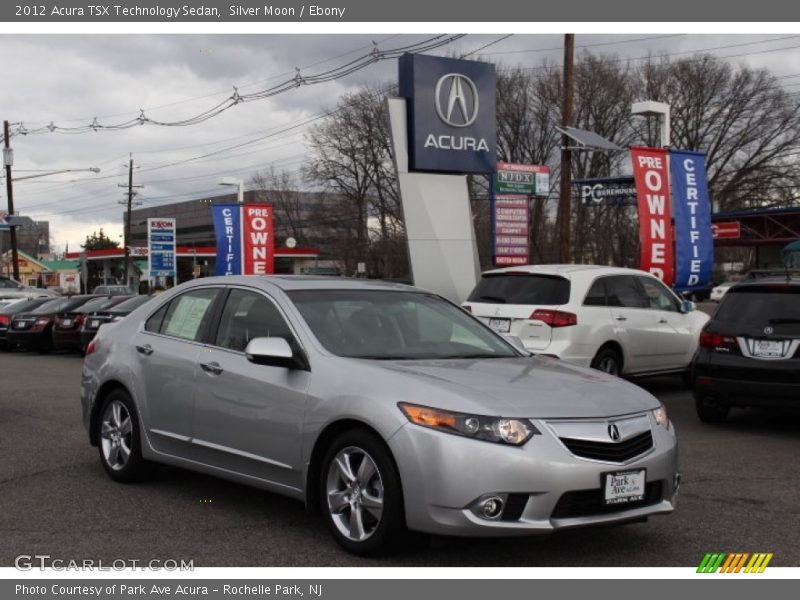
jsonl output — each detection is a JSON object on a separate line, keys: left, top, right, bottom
{"left": 219, "top": 177, "right": 244, "bottom": 204}
{"left": 557, "top": 34, "right": 575, "bottom": 264}
{"left": 3, "top": 120, "right": 20, "bottom": 280}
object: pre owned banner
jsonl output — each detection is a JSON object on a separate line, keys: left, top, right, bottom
{"left": 670, "top": 149, "right": 714, "bottom": 290}
{"left": 212, "top": 203, "right": 274, "bottom": 276}
{"left": 631, "top": 147, "right": 674, "bottom": 286}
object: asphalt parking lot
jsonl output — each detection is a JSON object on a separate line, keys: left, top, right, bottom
{"left": 1, "top": 350, "right": 798, "bottom": 567}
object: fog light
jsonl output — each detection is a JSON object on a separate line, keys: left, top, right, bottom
{"left": 480, "top": 496, "right": 504, "bottom": 520}
{"left": 673, "top": 473, "right": 681, "bottom": 493}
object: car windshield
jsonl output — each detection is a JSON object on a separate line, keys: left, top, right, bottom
{"left": 288, "top": 289, "right": 520, "bottom": 360}
{"left": 31, "top": 297, "right": 87, "bottom": 314}
{"left": 467, "top": 273, "right": 570, "bottom": 305}
{"left": 715, "top": 285, "right": 800, "bottom": 328}
{"left": 1, "top": 299, "right": 42, "bottom": 314}
{"left": 109, "top": 295, "right": 152, "bottom": 313}
{"left": 78, "top": 297, "right": 124, "bottom": 313}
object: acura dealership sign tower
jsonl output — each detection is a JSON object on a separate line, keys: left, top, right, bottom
{"left": 389, "top": 54, "right": 496, "bottom": 301}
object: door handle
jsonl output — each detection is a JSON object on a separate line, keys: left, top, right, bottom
{"left": 614, "top": 315, "right": 627, "bottom": 322}
{"left": 135, "top": 344, "right": 154, "bottom": 356}
{"left": 200, "top": 361, "right": 224, "bottom": 375}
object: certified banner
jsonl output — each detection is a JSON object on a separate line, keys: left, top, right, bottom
{"left": 631, "top": 147, "right": 674, "bottom": 286}
{"left": 212, "top": 204, "right": 242, "bottom": 276}
{"left": 212, "top": 203, "right": 275, "bottom": 276}
{"left": 670, "top": 149, "right": 714, "bottom": 290}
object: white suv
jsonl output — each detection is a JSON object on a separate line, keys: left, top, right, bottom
{"left": 463, "top": 265, "right": 709, "bottom": 377}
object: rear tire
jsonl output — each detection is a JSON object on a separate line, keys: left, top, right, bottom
{"left": 695, "top": 397, "right": 730, "bottom": 423}
{"left": 319, "top": 428, "right": 413, "bottom": 556}
{"left": 591, "top": 347, "right": 623, "bottom": 376}
{"left": 96, "top": 389, "right": 153, "bottom": 482}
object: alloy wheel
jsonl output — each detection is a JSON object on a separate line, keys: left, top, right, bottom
{"left": 325, "top": 446, "right": 385, "bottom": 542}
{"left": 100, "top": 399, "right": 133, "bottom": 471}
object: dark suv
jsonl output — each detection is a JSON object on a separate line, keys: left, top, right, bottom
{"left": 691, "top": 277, "right": 800, "bottom": 422}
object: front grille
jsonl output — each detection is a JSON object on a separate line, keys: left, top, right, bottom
{"left": 500, "top": 493, "right": 529, "bottom": 521}
{"left": 551, "top": 480, "right": 664, "bottom": 519}
{"left": 560, "top": 430, "right": 653, "bottom": 462}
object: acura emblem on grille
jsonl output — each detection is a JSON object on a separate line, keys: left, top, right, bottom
{"left": 763, "top": 326, "right": 774, "bottom": 335}
{"left": 608, "top": 423, "right": 621, "bottom": 441}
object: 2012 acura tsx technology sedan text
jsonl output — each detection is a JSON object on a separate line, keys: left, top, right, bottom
{"left": 81, "top": 276, "right": 679, "bottom": 555}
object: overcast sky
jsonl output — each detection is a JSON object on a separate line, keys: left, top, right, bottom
{"left": 2, "top": 33, "right": 800, "bottom": 253}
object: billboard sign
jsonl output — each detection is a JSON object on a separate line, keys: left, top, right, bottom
{"left": 147, "top": 218, "right": 176, "bottom": 278}
{"left": 631, "top": 147, "right": 674, "bottom": 286}
{"left": 493, "top": 195, "right": 529, "bottom": 266}
{"left": 670, "top": 149, "right": 714, "bottom": 290}
{"left": 398, "top": 53, "right": 496, "bottom": 174}
{"left": 495, "top": 162, "right": 550, "bottom": 196}
{"left": 574, "top": 176, "right": 637, "bottom": 206}
{"left": 212, "top": 204, "right": 274, "bottom": 276}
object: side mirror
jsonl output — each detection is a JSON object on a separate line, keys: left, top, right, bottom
{"left": 244, "top": 337, "right": 310, "bottom": 371}
{"left": 680, "top": 300, "right": 696, "bottom": 314}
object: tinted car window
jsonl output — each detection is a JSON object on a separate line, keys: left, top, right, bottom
{"left": 583, "top": 278, "right": 607, "bottom": 306}
{"left": 160, "top": 288, "right": 220, "bottom": 342}
{"left": 109, "top": 295, "right": 153, "bottom": 314}
{"left": 215, "top": 289, "right": 293, "bottom": 352}
{"left": 145, "top": 304, "right": 169, "bottom": 333}
{"left": 468, "top": 274, "right": 570, "bottom": 305}
{"left": 605, "top": 276, "right": 649, "bottom": 308}
{"left": 0, "top": 278, "right": 20, "bottom": 289}
{"left": 0, "top": 298, "right": 47, "bottom": 315}
{"left": 31, "top": 296, "right": 93, "bottom": 314}
{"left": 76, "top": 296, "right": 126, "bottom": 313}
{"left": 638, "top": 277, "right": 680, "bottom": 312}
{"left": 715, "top": 285, "right": 800, "bottom": 328}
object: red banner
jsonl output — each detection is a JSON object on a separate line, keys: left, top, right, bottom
{"left": 631, "top": 147, "right": 674, "bottom": 286}
{"left": 241, "top": 204, "right": 275, "bottom": 275}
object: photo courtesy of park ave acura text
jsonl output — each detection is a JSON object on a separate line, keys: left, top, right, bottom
{"left": 1, "top": 29, "right": 799, "bottom": 570}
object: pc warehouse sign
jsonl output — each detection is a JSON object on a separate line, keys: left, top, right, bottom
{"left": 212, "top": 204, "right": 275, "bottom": 276}
{"left": 398, "top": 53, "right": 496, "bottom": 174}
{"left": 147, "top": 218, "right": 176, "bottom": 278}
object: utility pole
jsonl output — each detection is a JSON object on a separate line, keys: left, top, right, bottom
{"left": 557, "top": 34, "right": 575, "bottom": 263}
{"left": 3, "top": 120, "right": 20, "bottom": 281}
{"left": 119, "top": 155, "right": 142, "bottom": 288}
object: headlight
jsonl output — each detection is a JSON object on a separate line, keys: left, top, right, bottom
{"left": 398, "top": 402, "right": 536, "bottom": 446}
{"left": 652, "top": 404, "right": 669, "bottom": 429}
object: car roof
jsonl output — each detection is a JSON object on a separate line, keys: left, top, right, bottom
{"left": 730, "top": 276, "right": 800, "bottom": 288}
{"left": 177, "top": 275, "right": 419, "bottom": 293}
{"left": 481, "top": 264, "right": 648, "bottom": 278}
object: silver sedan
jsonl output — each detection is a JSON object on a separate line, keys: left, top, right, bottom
{"left": 81, "top": 276, "right": 679, "bottom": 555}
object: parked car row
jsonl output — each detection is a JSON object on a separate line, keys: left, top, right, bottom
{"left": 0, "top": 293, "right": 155, "bottom": 354}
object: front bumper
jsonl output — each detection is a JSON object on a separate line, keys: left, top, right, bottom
{"left": 388, "top": 417, "right": 678, "bottom": 537}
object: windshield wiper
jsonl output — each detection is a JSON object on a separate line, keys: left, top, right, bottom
{"left": 767, "top": 318, "right": 800, "bottom": 324}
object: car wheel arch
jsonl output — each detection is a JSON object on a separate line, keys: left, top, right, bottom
{"left": 89, "top": 380, "right": 134, "bottom": 446}
{"left": 304, "top": 419, "right": 400, "bottom": 514}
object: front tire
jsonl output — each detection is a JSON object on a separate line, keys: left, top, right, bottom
{"left": 319, "top": 429, "right": 410, "bottom": 556}
{"left": 96, "top": 389, "right": 153, "bottom": 482}
{"left": 591, "top": 347, "right": 623, "bottom": 376}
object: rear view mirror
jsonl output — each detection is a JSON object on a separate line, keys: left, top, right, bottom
{"left": 245, "top": 337, "right": 309, "bottom": 370}
{"left": 680, "top": 300, "right": 696, "bottom": 314}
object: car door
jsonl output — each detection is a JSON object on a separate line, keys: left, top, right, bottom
{"left": 605, "top": 275, "right": 662, "bottom": 373}
{"left": 637, "top": 276, "right": 697, "bottom": 370}
{"left": 132, "top": 287, "right": 222, "bottom": 458}
{"left": 192, "top": 287, "right": 311, "bottom": 490}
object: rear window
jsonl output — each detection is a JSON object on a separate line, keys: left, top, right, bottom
{"left": 110, "top": 295, "right": 153, "bottom": 313}
{"left": 467, "top": 273, "right": 570, "bottom": 305}
{"left": 715, "top": 285, "right": 800, "bottom": 326}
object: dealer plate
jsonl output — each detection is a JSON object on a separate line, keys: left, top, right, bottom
{"left": 14, "top": 321, "right": 29, "bottom": 329}
{"left": 752, "top": 340, "right": 783, "bottom": 358}
{"left": 488, "top": 318, "right": 511, "bottom": 334}
{"left": 603, "top": 469, "right": 646, "bottom": 505}
{"left": 62, "top": 319, "right": 73, "bottom": 327}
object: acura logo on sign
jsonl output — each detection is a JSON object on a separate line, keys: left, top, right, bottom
{"left": 435, "top": 74, "right": 479, "bottom": 127}
{"left": 608, "top": 423, "right": 621, "bottom": 441}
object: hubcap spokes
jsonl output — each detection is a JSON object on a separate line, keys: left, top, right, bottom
{"left": 326, "top": 447, "right": 384, "bottom": 542}
{"left": 100, "top": 400, "right": 132, "bottom": 471}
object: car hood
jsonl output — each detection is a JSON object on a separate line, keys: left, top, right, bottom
{"left": 363, "top": 356, "right": 660, "bottom": 419}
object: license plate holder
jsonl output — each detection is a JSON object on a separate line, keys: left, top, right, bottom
{"left": 488, "top": 318, "right": 511, "bottom": 334}
{"left": 752, "top": 340, "right": 783, "bottom": 358}
{"left": 603, "top": 469, "right": 646, "bottom": 505}
{"left": 62, "top": 319, "right": 73, "bottom": 327}
{"left": 15, "top": 321, "right": 29, "bottom": 329}
{"left": 91, "top": 320, "right": 100, "bottom": 328}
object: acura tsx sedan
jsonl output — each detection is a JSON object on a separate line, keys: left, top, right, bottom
{"left": 81, "top": 276, "right": 678, "bottom": 555}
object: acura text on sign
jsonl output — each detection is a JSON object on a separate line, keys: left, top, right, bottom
{"left": 631, "top": 147, "right": 675, "bottom": 286}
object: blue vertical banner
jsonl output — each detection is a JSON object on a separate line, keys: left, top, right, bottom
{"left": 212, "top": 204, "right": 242, "bottom": 275}
{"left": 670, "top": 150, "right": 714, "bottom": 290}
